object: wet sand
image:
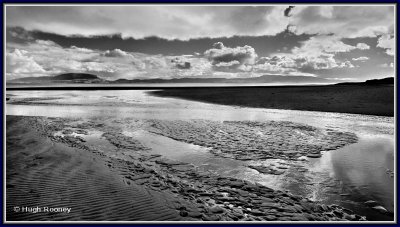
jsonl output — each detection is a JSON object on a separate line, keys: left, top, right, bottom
{"left": 6, "top": 115, "right": 371, "bottom": 222}
{"left": 150, "top": 85, "right": 394, "bottom": 117}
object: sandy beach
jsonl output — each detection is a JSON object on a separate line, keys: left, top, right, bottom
{"left": 5, "top": 89, "right": 394, "bottom": 222}
{"left": 6, "top": 115, "right": 371, "bottom": 221}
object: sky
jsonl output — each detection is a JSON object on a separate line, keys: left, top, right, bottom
{"left": 5, "top": 5, "right": 395, "bottom": 83}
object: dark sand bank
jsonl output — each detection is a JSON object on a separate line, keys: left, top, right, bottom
{"left": 6, "top": 116, "right": 370, "bottom": 222}
{"left": 151, "top": 85, "right": 394, "bottom": 117}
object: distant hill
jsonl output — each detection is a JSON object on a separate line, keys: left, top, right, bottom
{"left": 365, "top": 77, "right": 394, "bottom": 85}
{"left": 336, "top": 77, "right": 394, "bottom": 86}
{"left": 9, "top": 73, "right": 393, "bottom": 86}
{"left": 9, "top": 73, "right": 104, "bottom": 83}
{"left": 111, "top": 75, "right": 331, "bottom": 84}
{"left": 53, "top": 73, "right": 99, "bottom": 80}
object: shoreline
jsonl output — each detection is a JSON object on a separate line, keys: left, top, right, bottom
{"left": 150, "top": 85, "right": 394, "bottom": 117}
{"left": 6, "top": 115, "right": 375, "bottom": 222}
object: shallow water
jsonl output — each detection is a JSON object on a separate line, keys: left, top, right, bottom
{"left": 6, "top": 90, "right": 395, "bottom": 221}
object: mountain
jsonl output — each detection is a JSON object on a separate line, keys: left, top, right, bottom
{"left": 53, "top": 73, "right": 99, "bottom": 80}
{"left": 365, "top": 77, "right": 394, "bottom": 85}
{"left": 111, "top": 75, "right": 331, "bottom": 84}
{"left": 336, "top": 77, "right": 394, "bottom": 86}
{"left": 9, "top": 73, "right": 393, "bottom": 86}
{"left": 9, "top": 73, "right": 105, "bottom": 84}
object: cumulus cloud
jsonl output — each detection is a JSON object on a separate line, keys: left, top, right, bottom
{"left": 102, "top": 49, "right": 131, "bottom": 58}
{"left": 261, "top": 36, "right": 359, "bottom": 71}
{"left": 204, "top": 42, "right": 257, "bottom": 72}
{"left": 356, "top": 43, "right": 370, "bottom": 50}
{"left": 170, "top": 57, "right": 191, "bottom": 69}
{"left": 289, "top": 6, "right": 394, "bottom": 39}
{"left": 292, "top": 35, "right": 357, "bottom": 55}
{"left": 338, "top": 61, "right": 355, "bottom": 68}
{"left": 254, "top": 56, "right": 296, "bottom": 73}
{"left": 291, "top": 53, "right": 354, "bottom": 70}
{"left": 254, "top": 52, "right": 356, "bottom": 74}
{"left": 202, "top": 37, "right": 358, "bottom": 76}
{"left": 6, "top": 49, "right": 46, "bottom": 79}
{"left": 377, "top": 34, "right": 394, "bottom": 56}
{"left": 379, "top": 62, "right": 394, "bottom": 68}
{"left": 352, "top": 56, "right": 369, "bottom": 61}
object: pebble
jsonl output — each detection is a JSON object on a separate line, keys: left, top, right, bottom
{"left": 209, "top": 206, "right": 224, "bottom": 214}
{"left": 187, "top": 211, "right": 202, "bottom": 218}
{"left": 179, "top": 210, "right": 188, "bottom": 217}
{"left": 202, "top": 214, "right": 220, "bottom": 221}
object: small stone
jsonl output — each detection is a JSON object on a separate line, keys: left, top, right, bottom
{"left": 250, "top": 209, "right": 264, "bottom": 216}
{"left": 179, "top": 210, "right": 188, "bottom": 217}
{"left": 188, "top": 211, "right": 202, "bottom": 218}
{"left": 343, "top": 214, "right": 356, "bottom": 221}
{"left": 307, "top": 153, "right": 322, "bottom": 158}
{"left": 202, "top": 214, "right": 220, "bottom": 221}
{"left": 209, "top": 206, "right": 224, "bottom": 214}
{"left": 264, "top": 215, "right": 277, "bottom": 221}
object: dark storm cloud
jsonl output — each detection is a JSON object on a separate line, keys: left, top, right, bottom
{"left": 6, "top": 6, "right": 291, "bottom": 39}
{"left": 6, "top": 27, "right": 311, "bottom": 57}
{"left": 284, "top": 6, "right": 295, "bottom": 17}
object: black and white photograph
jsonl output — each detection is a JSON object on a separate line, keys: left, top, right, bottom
{"left": 4, "top": 4, "right": 396, "bottom": 222}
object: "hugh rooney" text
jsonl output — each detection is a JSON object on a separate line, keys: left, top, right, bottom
{"left": 16, "top": 206, "right": 71, "bottom": 213}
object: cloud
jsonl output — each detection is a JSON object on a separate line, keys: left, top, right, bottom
{"left": 6, "top": 49, "right": 46, "bottom": 79}
{"left": 292, "top": 35, "right": 357, "bottom": 55}
{"left": 379, "top": 62, "right": 394, "bottom": 68}
{"left": 267, "top": 36, "right": 359, "bottom": 70}
{"left": 254, "top": 56, "right": 296, "bottom": 73}
{"left": 338, "top": 60, "right": 355, "bottom": 68}
{"left": 6, "top": 6, "right": 290, "bottom": 40}
{"left": 254, "top": 39, "right": 357, "bottom": 73}
{"left": 289, "top": 6, "right": 394, "bottom": 39}
{"left": 326, "top": 77, "right": 356, "bottom": 81}
{"left": 356, "top": 43, "right": 370, "bottom": 50}
{"left": 377, "top": 34, "right": 394, "bottom": 56}
{"left": 291, "top": 53, "right": 354, "bottom": 70}
{"left": 204, "top": 42, "right": 257, "bottom": 72}
{"left": 170, "top": 57, "right": 191, "bottom": 69}
{"left": 102, "top": 49, "right": 131, "bottom": 58}
{"left": 5, "top": 4, "right": 395, "bottom": 82}
{"left": 284, "top": 6, "right": 295, "bottom": 17}
{"left": 352, "top": 56, "right": 369, "bottom": 61}
{"left": 5, "top": 38, "right": 210, "bottom": 80}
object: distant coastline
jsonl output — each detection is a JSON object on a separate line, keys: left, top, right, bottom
{"left": 6, "top": 75, "right": 394, "bottom": 116}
